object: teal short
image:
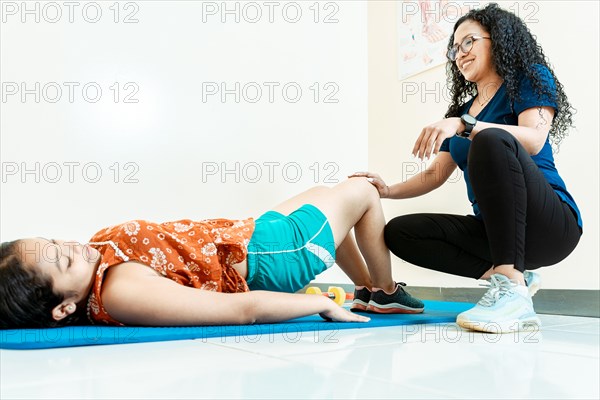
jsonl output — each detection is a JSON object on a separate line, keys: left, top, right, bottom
{"left": 246, "top": 204, "right": 336, "bottom": 293}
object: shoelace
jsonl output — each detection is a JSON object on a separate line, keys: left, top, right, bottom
{"left": 396, "top": 282, "right": 407, "bottom": 293}
{"left": 477, "top": 275, "right": 516, "bottom": 307}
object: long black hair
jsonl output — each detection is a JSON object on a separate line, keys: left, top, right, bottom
{"left": 445, "top": 3, "right": 574, "bottom": 147}
{"left": 0, "top": 240, "right": 84, "bottom": 329}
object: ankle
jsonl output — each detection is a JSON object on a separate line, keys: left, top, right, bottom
{"left": 372, "top": 283, "right": 397, "bottom": 295}
{"left": 354, "top": 277, "right": 374, "bottom": 290}
{"left": 493, "top": 265, "right": 526, "bottom": 286}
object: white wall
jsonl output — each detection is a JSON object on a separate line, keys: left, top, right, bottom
{"left": 1, "top": 1, "right": 368, "bottom": 249}
{"left": 2, "top": 1, "right": 597, "bottom": 290}
{"left": 369, "top": 0, "right": 599, "bottom": 289}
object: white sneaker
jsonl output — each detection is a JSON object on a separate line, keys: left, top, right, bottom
{"left": 523, "top": 270, "right": 541, "bottom": 296}
{"left": 457, "top": 274, "right": 541, "bottom": 333}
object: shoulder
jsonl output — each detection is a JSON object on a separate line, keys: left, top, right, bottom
{"left": 101, "top": 261, "right": 162, "bottom": 309}
{"left": 103, "top": 261, "right": 161, "bottom": 290}
{"left": 105, "top": 260, "right": 161, "bottom": 278}
{"left": 530, "top": 64, "right": 553, "bottom": 79}
{"left": 511, "top": 63, "right": 558, "bottom": 113}
{"left": 519, "top": 64, "right": 556, "bottom": 91}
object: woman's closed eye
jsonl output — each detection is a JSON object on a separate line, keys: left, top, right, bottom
{"left": 51, "top": 239, "right": 72, "bottom": 269}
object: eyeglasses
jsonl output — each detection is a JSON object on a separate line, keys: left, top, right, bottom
{"left": 447, "top": 35, "right": 490, "bottom": 61}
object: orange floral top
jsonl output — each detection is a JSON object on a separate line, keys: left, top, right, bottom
{"left": 86, "top": 218, "right": 255, "bottom": 325}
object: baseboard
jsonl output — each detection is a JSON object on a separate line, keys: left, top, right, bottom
{"left": 301, "top": 284, "right": 600, "bottom": 318}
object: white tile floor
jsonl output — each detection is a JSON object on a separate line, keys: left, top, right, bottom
{"left": 1, "top": 314, "right": 599, "bottom": 399}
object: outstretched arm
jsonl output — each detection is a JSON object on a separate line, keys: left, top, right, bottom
{"left": 101, "top": 262, "right": 369, "bottom": 326}
{"left": 350, "top": 151, "right": 458, "bottom": 200}
{"left": 412, "top": 107, "right": 554, "bottom": 159}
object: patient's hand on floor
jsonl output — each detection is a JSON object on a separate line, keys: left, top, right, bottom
{"left": 319, "top": 306, "right": 370, "bottom": 323}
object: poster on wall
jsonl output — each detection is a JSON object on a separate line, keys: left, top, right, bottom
{"left": 397, "top": 0, "right": 485, "bottom": 81}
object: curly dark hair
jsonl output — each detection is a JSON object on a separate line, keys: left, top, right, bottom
{"left": 0, "top": 240, "right": 84, "bottom": 329}
{"left": 444, "top": 3, "right": 574, "bottom": 147}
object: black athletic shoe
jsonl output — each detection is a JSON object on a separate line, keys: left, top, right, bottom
{"left": 367, "top": 282, "right": 425, "bottom": 314}
{"left": 350, "top": 286, "right": 372, "bottom": 312}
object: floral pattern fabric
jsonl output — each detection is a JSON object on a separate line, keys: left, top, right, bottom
{"left": 86, "top": 218, "right": 255, "bottom": 325}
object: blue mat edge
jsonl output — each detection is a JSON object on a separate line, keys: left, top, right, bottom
{"left": 1, "top": 300, "right": 473, "bottom": 350}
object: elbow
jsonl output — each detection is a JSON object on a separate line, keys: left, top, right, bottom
{"left": 528, "top": 140, "right": 546, "bottom": 156}
{"left": 528, "top": 147, "right": 542, "bottom": 157}
{"left": 239, "top": 293, "right": 259, "bottom": 325}
{"left": 528, "top": 129, "right": 550, "bottom": 156}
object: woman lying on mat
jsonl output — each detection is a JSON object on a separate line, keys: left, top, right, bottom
{"left": 0, "top": 177, "right": 425, "bottom": 329}
{"left": 352, "top": 4, "right": 582, "bottom": 333}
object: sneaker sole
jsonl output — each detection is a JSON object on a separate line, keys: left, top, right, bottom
{"left": 366, "top": 302, "right": 424, "bottom": 314}
{"left": 350, "top": 300, "right": 369, "bottom": 312}
{"left": 457, "top": 316, "right": 542, "bottom": 333}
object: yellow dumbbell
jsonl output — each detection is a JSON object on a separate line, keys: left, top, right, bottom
{"left": 305, "top": 286, "right": 354, "bottom": 306}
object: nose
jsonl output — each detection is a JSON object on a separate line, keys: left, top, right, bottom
{"left": 456, "top": 47, "right": 468, "bottom": 60}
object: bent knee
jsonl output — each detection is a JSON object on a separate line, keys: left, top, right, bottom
{"left": 471, "top": 128, "right": 513, "bottom": 148}
{"left": 385, "top": 215, "right": 418, "bottom": 240}
{"left": 384, "top": 219, "right": 411, "bottom": 256}
{"left": 346, "top": 177, "right": 380, "bottom": 199}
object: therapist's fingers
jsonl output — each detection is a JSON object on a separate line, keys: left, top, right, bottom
{"left": 432, "top": 134, "right": 446, "bottom": 157}
{"left": 348, "top": 172, "right": 389, "bottom": 197}
{"left": 414, "top": 128, "right": 434, "bottom": 160}
{"left": 348, "top": 171, "right": 382, "bottom": 181}
{"left": 417, "top": 127, "right": 442, "bottom": 160}
{"left": 425, "top": 128, "right": 441, "bottom": 159}
{"left": 412, "top": 128, "right": 427, "bottom": 158}
{"left": 348, "top": 172, "right": 371, "bottom": 178}
{"left": 367, "top": 177, "right": 389, "bottom": 198}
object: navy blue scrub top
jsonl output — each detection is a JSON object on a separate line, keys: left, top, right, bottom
{"left": 439, "top": 64, "right": 582, "bottom": 228}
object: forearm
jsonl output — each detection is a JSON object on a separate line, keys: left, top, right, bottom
{"left": 469, "top": 121, "right": 548, "bottom": 155}
{"left": 387, "top": 171, "right": 442, "bottom": 199}
{"left": 246, "top": 291, "right": 336, "bottom": 324}
{"left": 386, "top": 154, "right": 456, "bottom": 199}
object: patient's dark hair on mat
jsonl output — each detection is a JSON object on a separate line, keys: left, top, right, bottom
{"left": 0, "top": 240, "right": 84, "bottom": 329}
{"left": 445, "top": 3, "right": 574, "bottom": 148}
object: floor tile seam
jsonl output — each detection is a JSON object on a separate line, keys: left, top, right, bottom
{"left": 202, "top": 342, "right": 464, "bottom": 398}
{"left": 541, "top": 327, "right": 600, "bottom": 334}
{"left": 273, "top": 355, "right": 465, "bottom": 400}
{"left": 539, "top": 320, "right": 600, "bottom": 329}
{"left": 179, "top": 342, "right": 463, "bottom": 398}
{"left": 198, "top": 334, "right": 434, "bottom": 355}
{"left": 200, "top": 334, "right": 582, "bottom": 356}
{"left": 202, "top": 340, "right": 323, "bottom": 362}
{"left": 537, "top": 348, "right": 600, "bottom": 360}
{"left": 202, "top": 340, "right": 392, "bottom": 361}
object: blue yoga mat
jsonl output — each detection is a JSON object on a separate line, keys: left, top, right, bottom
{"left": 0, "top": 300, "right": 473, "bottom": 350}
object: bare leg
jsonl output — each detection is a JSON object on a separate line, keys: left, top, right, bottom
{"left": 480, "top": 267, "right": 494, "bottom": 280}
{"left": 271, "top": 178, "right": 395, "bottom": 292}
{"left": 335, "top": 231, "right": 372, "bottom": 288}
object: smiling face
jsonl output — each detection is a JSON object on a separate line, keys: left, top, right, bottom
{"left": 452, "top": 20, "right": 496, "bottom": 84}
{"left": 17, "top": 238, "right": 102, "bottom": 321}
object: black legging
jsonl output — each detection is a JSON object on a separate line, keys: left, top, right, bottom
{"left": 385, "top": 128, "right": 581, "bottom": 279}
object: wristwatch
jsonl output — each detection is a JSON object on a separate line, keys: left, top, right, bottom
{"left": 458, "top": 114, "right": 477, "bottom": 138}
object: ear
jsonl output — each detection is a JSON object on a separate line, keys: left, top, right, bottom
{"left": 51, "top": 302, "right": 76, "bottom": 322}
